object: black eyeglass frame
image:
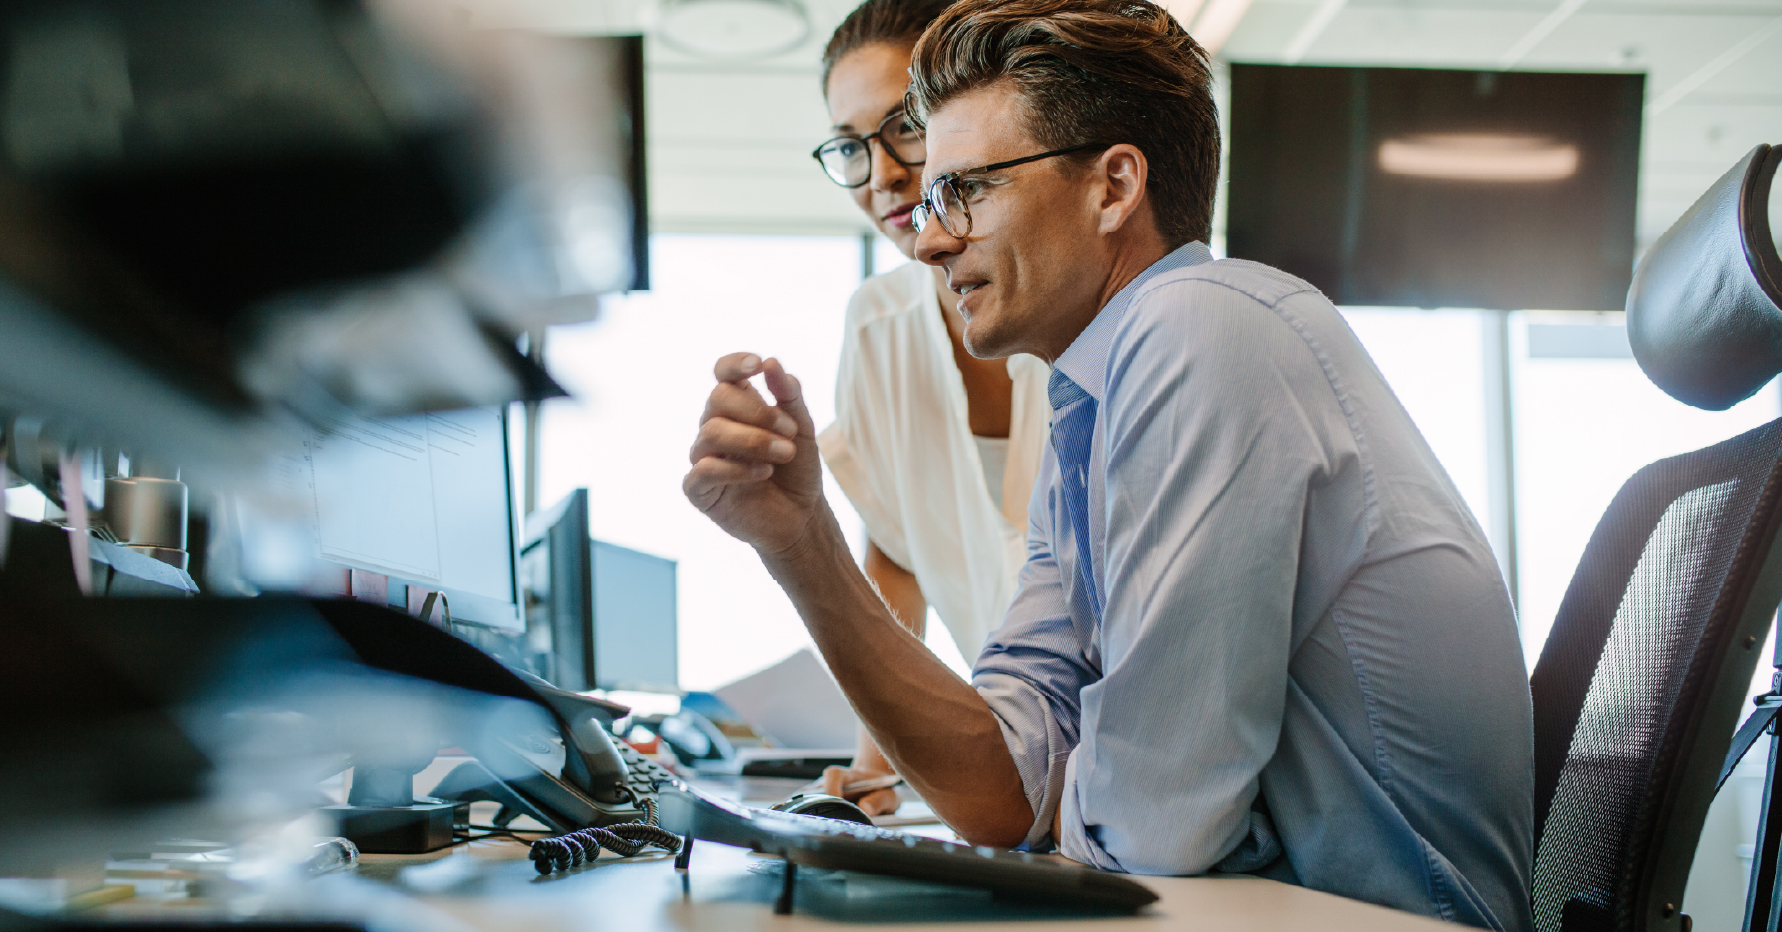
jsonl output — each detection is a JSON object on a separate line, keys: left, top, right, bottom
{"left": 911, "top": 142, "right": 1110, "bottom": 238}
{"left": 810, "top": 110, "right": 925, "bottom": 189}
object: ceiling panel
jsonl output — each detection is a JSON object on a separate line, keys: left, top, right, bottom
{"left": 1590, "top": 0, "right": 1782, "bottom": 10}
{"left": 1221, "top": 2, "right": 1319, "bottom": 60}
{"left": 1304, "top": 8, "right": 1545, "bottom": 64}
{"left": 1521, "top": 11, "right": 1767, "bottom": 91}
{"left": 1643, "top": 102, "right": 1782, "bottom": 165}
{"left": 1640, "top": 103, "right": 1782, "bottom": 242}
{"left": 1695, "top": 27, "right": 1782, "bottom": 94}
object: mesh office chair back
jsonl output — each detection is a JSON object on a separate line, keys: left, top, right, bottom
{"left": 1530, "top": 144, "right": 1782, "bottom": 932}
{"left": 1529, "top": 422, "right": 1782, "bottom": 932}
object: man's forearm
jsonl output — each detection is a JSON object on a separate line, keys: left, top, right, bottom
{"left": 851, "top": 543, "right": 927, "bottom": 778}
{"left": 761, "top": 507, "right": 1035, "bottom": 847}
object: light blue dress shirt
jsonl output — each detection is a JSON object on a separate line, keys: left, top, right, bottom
{"left": 972, "top": 242, "right": 1534, "bottom": 931}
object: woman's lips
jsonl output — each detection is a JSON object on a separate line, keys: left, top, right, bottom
{"left": 882, "top": 204, "right": 916, "bottom": 229}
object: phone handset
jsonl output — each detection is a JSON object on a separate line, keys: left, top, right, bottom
{"left": 514, "top": 670, "right": 630, "bottom": 804}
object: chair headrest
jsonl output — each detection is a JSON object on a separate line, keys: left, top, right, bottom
{"left": 1627, "top": 144, "right": 1782, "bottom": 411}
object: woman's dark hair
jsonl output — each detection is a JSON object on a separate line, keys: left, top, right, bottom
{"left": 907, "top": 0, "right": 1220, "bottom": 247}
{"left": 821, "top": 0, "right": 956, "bottom": 91}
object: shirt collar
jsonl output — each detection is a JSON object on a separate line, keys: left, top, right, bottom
{"left": 1051, "top": 241, "right": 1214, "bottom": 407}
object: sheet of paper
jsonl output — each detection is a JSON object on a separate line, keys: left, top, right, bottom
{"left": 714, "top": 647, "right": 861, "bottom": 749}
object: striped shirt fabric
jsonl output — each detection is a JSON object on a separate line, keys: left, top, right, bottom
{"left": 972, "top": 242, "right": 1535, "bottom": 931}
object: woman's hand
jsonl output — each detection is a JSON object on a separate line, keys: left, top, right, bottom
{"left": 821, "top": 764, "right": 903, "bottom": 817}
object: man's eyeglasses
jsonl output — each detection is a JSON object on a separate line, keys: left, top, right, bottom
{"left": 812, "top": 110, "right": 925, "bottom": 188}
{"left": 911, "top": 143, "right": 1109, "bottom": 239}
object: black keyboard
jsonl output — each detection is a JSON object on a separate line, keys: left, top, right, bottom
{"left": 657, "top": 784, "right": 1157, "bottom": 912}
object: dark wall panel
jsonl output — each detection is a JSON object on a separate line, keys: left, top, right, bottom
{"left": 1227, "top": 64, "right": 1643, "bottom": 311}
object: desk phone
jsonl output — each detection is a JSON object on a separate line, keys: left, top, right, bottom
{"left": 432, "top": 672, "right": 676, "bottom": 834}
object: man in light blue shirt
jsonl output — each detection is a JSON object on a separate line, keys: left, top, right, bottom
{"left": 977, "top": 239, "right": 1532, "bottom": 928}
{"left": 683, "top": 0, "right": 1533, "bottom": 929}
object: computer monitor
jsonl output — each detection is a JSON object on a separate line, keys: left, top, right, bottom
{"left": 522, "top": 488, "right": 677, "bottom": 692}
{"left": 1227, "top": 64, "right": 1643, "bottom": 311}
{"left": 299, "top": 406, "right": 522, "bottom": 631}
{"left": 522, "top": 488, "right": 592, "bottom": 686}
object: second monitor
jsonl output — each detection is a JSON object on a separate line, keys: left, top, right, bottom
{"left": 522, "top": 488, "right": 678, "bottom": 693}
{"left": 295, "top": 406, "right": 522, "bottom": 630}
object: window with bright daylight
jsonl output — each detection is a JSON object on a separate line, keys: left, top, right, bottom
{"left": 539, "top": 234, "right": 974, "bottom": 692}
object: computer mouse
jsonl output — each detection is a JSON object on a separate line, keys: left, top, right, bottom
{"left": 769, "top": 793, "right": 875, "bottom": 826}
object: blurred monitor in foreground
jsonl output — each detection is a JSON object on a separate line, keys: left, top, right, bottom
{"left": 0, "top": 3, "right": 646, "bottom": 488}
{"left": 523, "top": 489, "right": 678, "bottom": 692}
{"left": 290, "top": 406, "right": 522, "bottom": 630}
{"left": 1227, "top": 65, "right": 1643, "bottom": 311}
{"left": 610, "top": 34, "right": 649, "bottom": 292}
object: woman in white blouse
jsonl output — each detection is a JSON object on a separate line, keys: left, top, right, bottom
{"left": 811, "top": 0, "right": 1050, "bottom": 815}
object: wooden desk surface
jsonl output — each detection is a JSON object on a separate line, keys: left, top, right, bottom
{"left": 93, "top": 774, "right": 1449, "bottom": 931}
{"left": 351, "top": 834, "right": 1451, "bottom": 932}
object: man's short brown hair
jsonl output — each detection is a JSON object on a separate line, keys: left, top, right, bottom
{"left": 907, "top": 0, "right": 1219, "bottom": 247}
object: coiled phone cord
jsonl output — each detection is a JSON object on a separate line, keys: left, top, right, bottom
{"left": 529, "top": 797, "right": 683, "bottom": 875}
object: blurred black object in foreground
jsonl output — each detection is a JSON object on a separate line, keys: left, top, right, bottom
{"left": 0, "top": 0, "right": 646, "bottom": 480}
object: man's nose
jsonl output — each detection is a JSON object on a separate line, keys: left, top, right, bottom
{"left": 913, "top": 219, "right": 959, "bottom": 268}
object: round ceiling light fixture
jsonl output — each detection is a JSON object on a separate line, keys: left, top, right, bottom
{"left": 657, "top": 0, "right": 810, "bottom": 61}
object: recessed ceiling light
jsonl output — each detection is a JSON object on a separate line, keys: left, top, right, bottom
{"left": 657, "top": 0, "right": 810, "bottom": 61}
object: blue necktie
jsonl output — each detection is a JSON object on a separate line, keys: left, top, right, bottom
{"left": 1048, "top": 369, "right": 1102, "bottom": 622}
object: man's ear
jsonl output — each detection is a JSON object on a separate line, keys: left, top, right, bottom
{"left": 1095, "top": 143, "right": 1150, "bottom": 235}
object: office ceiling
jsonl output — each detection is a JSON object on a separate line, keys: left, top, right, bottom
{"left": 498, "top": 0, "right": 1781, "bottom": 256}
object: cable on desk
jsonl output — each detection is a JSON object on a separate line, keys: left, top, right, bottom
{"left": 529, "top": 797, "right": 682, "bottom": 875}
{"left": 454, "top": 824, "right": 550, "bottom": 844}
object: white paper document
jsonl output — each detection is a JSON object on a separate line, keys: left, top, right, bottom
{"left": 715, "top": 647, "right": 861, "bottom": 750}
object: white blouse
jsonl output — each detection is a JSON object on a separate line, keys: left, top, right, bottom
{"left": 818, "top": 261, "right": 1052, "bottom": 662}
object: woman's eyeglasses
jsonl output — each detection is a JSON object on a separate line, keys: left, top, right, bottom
{"left": 911, "top": 143, "right": 1109, "bottom": 239}
{"left": 812, "top": 110, "right": 925, "bottom": 188}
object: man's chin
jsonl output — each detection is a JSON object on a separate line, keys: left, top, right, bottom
{"left": 962, "top": 320, "right": 1019, "bottom": 360}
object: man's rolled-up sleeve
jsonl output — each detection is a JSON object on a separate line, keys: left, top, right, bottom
{"left": 971, "top": 458, "right": 1101, "bottom": 851}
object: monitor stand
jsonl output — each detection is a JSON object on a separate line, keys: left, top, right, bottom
{"left": 325, "top": 759, "right": 465, "bottom": 854}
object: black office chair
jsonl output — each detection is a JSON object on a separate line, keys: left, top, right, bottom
{"left": 1529, "top": 142, "right": 1782, "bottom": 932}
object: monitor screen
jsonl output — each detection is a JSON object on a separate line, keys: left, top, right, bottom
{"left": 301, "top": 406, "right": 521, "bottom": 630}
{"left": 1226, "top": 65, "right": 1643, "bottom": 311}
{"left": 522, "top": 488, "right": 593, "bottom": 688}
{"left": 522, "top": 489, "right": 677, "bottom": 692}
{"left": 591, "top": 539, "right": 677, "bottom": 693}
